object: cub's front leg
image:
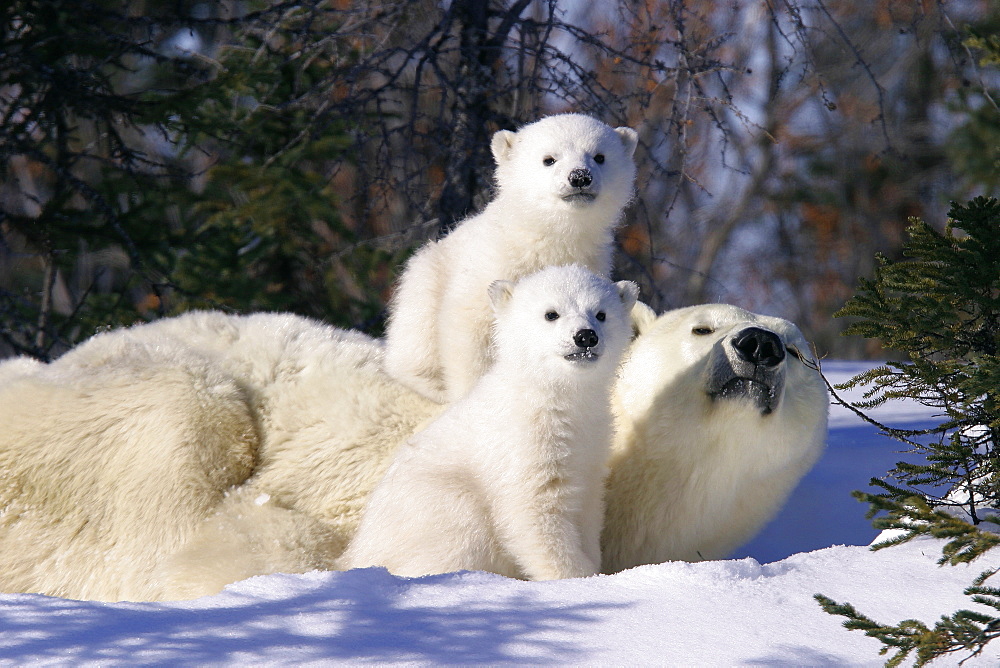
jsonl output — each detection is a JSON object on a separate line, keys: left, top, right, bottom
{"left": 384, "top": 246, "right": 449, "bottom": 403}
{"left": 437, "top": 285, "right": 495, "bottom": 402}
{"left": 497, "top": 483, "right": 600, "bottom": 581}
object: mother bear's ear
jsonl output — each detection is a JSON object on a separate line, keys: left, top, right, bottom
{"left": 629, "top": 301, "right": 658, "bottom": 338}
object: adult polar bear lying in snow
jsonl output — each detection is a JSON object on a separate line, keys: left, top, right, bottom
{"left": 385, "top": 113, "right": 638, "bottom": 403}
{"left": 0, "top": 303, "right": 827, "bottom": 601}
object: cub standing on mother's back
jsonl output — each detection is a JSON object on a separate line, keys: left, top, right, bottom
{"left": 384, "top": 113, "right": 638, "bottom": 403}
{"left": 341, "top": 265, "right": 638, "bottom": 580}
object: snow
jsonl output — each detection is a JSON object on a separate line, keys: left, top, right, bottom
{"left": 3, "top": 361, "right": 998, "bottom": 666}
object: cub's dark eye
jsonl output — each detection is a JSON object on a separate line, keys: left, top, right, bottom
{"left": 543, "top": 157, "right": 556, "bottom": 166}
{"left": 596, "top": 311, "right": 606, "bottom": 322}
{"left": 545, "top": 311, "right": 559, "bottom": 321}
{"left": 594, "top": 154, "right": 605, "bottom": 164}
{"left": 692, "top": 326, "right": 714, "bottom": 335}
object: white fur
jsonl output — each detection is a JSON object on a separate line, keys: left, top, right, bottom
{"left": 602, "top": 303, "right": 829, "bottom": 571}
{"left": 0, "top": 303, "right": 826, "bottom": 600}
{"left": 0, "top": 331, "right": 258, "bottom": 601}
{"left": 341, "top": 265, "right": 637, "bottom": 580}
{"left": 0, "top": 312, "right": 438, "bottom": 601}
{"left": 384, "top": 113, "right": 638, "bottom": 403}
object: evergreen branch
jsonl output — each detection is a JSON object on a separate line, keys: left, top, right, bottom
{"left": 815, "top": 591, "right": 1000, "bottom": 667}
{"left": 860, "top": 493, "right": 1000, "bottom": 565}
{"left": 821, "top": 198, "right": 1000, "bottom": 664}
{"left": 818, "top": 367, "right": 934, "bottom": 449}
{"left": 814, "top": 594, "right": 920, "bottom": 666}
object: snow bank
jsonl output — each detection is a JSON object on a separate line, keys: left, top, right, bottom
{"left": 2, "top": 537, "right": 997, "bottom": 665}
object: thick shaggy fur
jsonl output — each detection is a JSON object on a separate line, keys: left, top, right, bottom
{"left": 341, "top": 266, "right": 637, "bottom": 579}
{"left": 384, "top": 114, "right": 638, "bottom": 403}
{"left": 0, "top": 312, "right": 438, "bottom": 601}
{"left": 0, "top": 304, "right": 826, "bottom": 601}
{"left": 0, "top": 339, "right": 257, "bottom": 601}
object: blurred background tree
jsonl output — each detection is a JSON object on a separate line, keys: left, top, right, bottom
{"left": 1, "top": 0, "right": 997, "bottom": 360}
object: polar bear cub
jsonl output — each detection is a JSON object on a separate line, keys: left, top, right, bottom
{"left": 385, "top": 113, "right": 638, "bottom": 403}
{"left": 341, "top": 265, "right": 638, "bottom": 580}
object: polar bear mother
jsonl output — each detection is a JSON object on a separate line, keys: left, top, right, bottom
{"left": 0, "top": 303, "right": 828, "bottom": 601}
{"left": 385, "top": 113, "right": 638, "bottom": 403}
{"left": 603, "top": 303, "right": 828, "bottom": 572}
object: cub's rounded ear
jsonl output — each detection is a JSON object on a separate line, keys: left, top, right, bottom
{"left": 615, "top": 126, "right": 639, "bottom": 157}
{"left": 629, "top": 300, "right": 658, "bottom": 337}
{"left": 488, "top": 279, "right": 516, "bottom": 313}
{"left": 615, "top": 280, "right": 639, "bottom": 314}
{"left": 491, "top": 130, "right": 517, "bottom": 164}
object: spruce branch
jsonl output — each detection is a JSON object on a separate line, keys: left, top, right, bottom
{"left": 818, "top": 197, "right": 1000, "bottom": 665}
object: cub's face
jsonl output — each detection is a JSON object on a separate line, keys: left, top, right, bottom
{"left": 618, "top": 303, "right": 826, "bottom": 420}
{"left": 488, "top": 265, "right": 638, "bottom": 379}
{"left": 490, "top": 114, "right": 638, "bottom": 218}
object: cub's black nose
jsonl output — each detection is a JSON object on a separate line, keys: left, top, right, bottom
{"left": 732, "top": 327, "right": 785, "bottom": 367}
{"left": 568, "top": 168, "right": 592, "bottom": 189}
{"left": 574, "top": 328, "right": 599, "bottom": 348}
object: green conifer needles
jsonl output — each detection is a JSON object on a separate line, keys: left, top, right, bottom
{"left": 837, "top": 197, "right": 1000, "bottom": 526}
{"left": 817, "top": 197, "right": 1000, "bottom": 665}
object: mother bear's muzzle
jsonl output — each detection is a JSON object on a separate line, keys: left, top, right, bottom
{"left": 707, "top": 326, "right": 787, "bottom": 415}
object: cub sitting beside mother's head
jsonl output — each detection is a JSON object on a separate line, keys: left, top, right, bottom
{"left": 341, "top": 264, "right": 637, "bottom": 581}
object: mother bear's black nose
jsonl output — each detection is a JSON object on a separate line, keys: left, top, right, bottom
{"left": 732, "top": 327, "right": 785, "bottom": 367}
{"left": 574, "top": 328, "right": 599, "bottom": 348}
{"left": 568, "top": 168, "right": 592, "bottom": 189}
